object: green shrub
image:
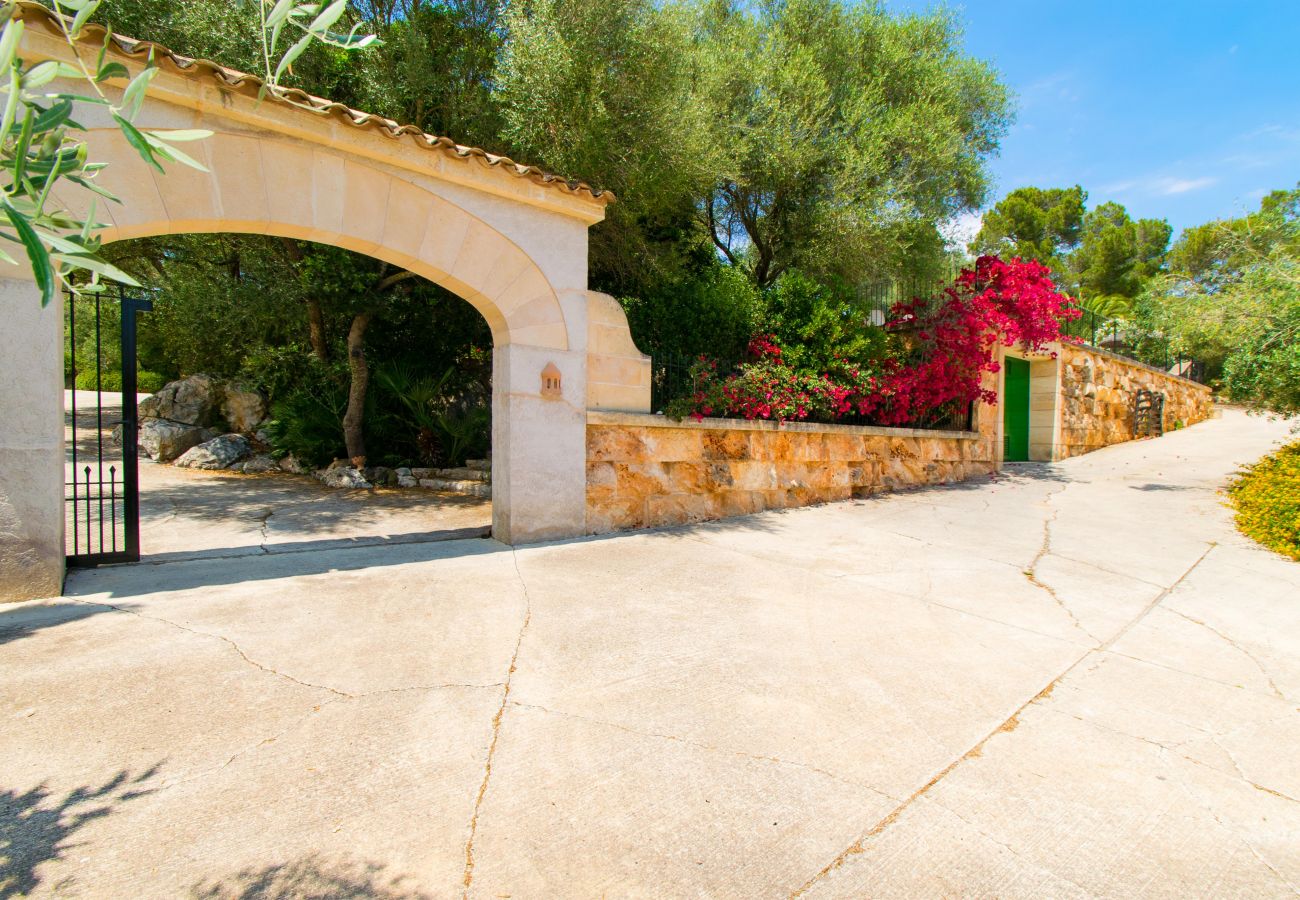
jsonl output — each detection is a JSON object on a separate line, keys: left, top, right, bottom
{"left": 1229, "top": 441, "right": 1300, "bottom": 561}
{"left": 370, "top": 362, "right": 490, "bottom": 467}
{"left": 264, "top": 375, "right": 350, "bottom": 468}
{"left": 620, "top": 264, "right": 765, "bottom": 361}
{"left": 73, "top": 368, "right": 164, "bottom": 392}
{"left": 763, "top": 270, "right": 891, "bottom": 374}
{"left": 138, "top": 371, "right": 167, "bottom": 393}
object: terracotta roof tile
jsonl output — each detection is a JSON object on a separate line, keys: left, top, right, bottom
{"left": 15, "top": 1, "right": 613, "bottom": 203}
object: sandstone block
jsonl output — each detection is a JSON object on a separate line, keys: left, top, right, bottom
{"left": 587, "top": 426, "right": 646, "bottom": 462}
{"left": 701, "top": 430, "right": 750, "bottom": 461}
{"left": 643, "top": 428, "right": 703, "bottom": 462}
{"left": 586, "top": 496, "right": 645, "bottom": 533}
{"left": 645, "top": 492, "right": 720, "bottom": 528}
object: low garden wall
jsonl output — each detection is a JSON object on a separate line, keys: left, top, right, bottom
{"left": 1057, "top": 343, "right": 1214, "bottom": 459}
{"left": 585, "top": 410, "right": 997, "bottom": 533}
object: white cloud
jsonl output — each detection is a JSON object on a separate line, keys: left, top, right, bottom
{"left": 1155, "top": 177, "right": 1217, "bottom": 195}
{"left": 940, "top": 210, "right": 984, "bottom": 252}
{"left": 1099, "top": 179, "right": 1138, "bottom": 195}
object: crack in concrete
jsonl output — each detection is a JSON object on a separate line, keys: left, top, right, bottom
{"left": 1163, "top": 608, "right": 1287, "bottom": 701}
{"left": 69, "top": 598, "right": 352, "bottom": 698}
{"left": 70, "top": 597, "right": 510, "bottom": 704}
{"left": 925, "top": 795, "right": 1096, "bottom": 896}
{"left": 788, "top": 542, "right": 1219, "bottom": 898}
{"left": 1022, "top": 484, "right": 1099, "bottom": 644}
{"left": 507, "top": 700, "right": 899, "bottom": 801}
{"left": 1160, "top": 746, "right": 1300, "bottom": 895}
{"left": 254, "top": 506, "right": 275, "bottom": 554}
{"left": 146, "top": 681, "right": 503, "bottom": 798}
{"left": 460, "top": 549, "right": 533, "bottom": 899}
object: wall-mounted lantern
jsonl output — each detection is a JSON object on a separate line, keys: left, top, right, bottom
{"left": 540, "top": 362, "right": 562, "bottom": 399}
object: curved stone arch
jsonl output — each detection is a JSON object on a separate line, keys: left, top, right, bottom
{"left": 84, "top": 130, "right": 570, "bottom": 351}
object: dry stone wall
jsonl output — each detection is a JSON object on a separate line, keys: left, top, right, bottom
{"left": 1057, "top": 344, "right": 1213, "bottom": 459}
{"left": 586, "top": 410, "right": 996, "bottom": 534}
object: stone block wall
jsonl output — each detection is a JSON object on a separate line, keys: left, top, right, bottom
{"left": 1056, "top": 343, "right": 1213, "bottom": 459}
{"left": 586, "top": 412, "right": 995, "bottom": 533}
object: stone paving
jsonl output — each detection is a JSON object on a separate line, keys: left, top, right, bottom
{"left": 2, "top": 407, "right": 1298, "bottom": 898}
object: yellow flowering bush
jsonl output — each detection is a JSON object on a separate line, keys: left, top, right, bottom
{"left": 1229, "top": 441, "right": 1300, "bottom": 561}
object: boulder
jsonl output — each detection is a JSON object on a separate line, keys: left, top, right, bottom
{"left": 316, "top": 466, "right": 372, "bottom": 490}
{"left": 362, "top": 466, "right": 397, "bottom": 487}
{"left": 222, "top": 382, "right": 268, "bottom": 434}
{"left": 418, "top": 477, "right": 491, "bottom": 499}
{"left": 140, "top": 374, "right": 221, "bottom": 426}
{"left": 278, "top": 454, "right": 307, "bottom": 474}
{"left": 174, "top": 434, "right": 251, "bottom": 470}
{"left": 241, "top": 455, "right": 279, "bottom": 474}
{"left": 139, "top": 418, "right": 208, "bottom": 462}
{"left": 435, "top": 466, "right": 489, "bottom": 482}
{"left": 397, "top": 474, "right": 419, "bottom": 488}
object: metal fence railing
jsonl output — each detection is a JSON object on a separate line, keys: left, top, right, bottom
{"left": 1060, "top": 308, "right": 1205, "bottom": 382}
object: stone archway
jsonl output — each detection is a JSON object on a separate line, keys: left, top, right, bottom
{"left": 0, "top": 12, "right": 651, "bottom": 600}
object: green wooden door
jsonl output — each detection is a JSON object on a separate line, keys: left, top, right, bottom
{"left": 1003, "top": 356, "right": 1030, "bottom": 461}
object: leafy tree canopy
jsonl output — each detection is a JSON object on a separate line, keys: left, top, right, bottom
{"left": 1136, "top": 184, "right": 1300, "bottom": 414}
{"left": 1069, "top": 201, "right": 1172, "bottom": 306}
{"left": 971, "top": 185, "right": 1086, "bottom": 271}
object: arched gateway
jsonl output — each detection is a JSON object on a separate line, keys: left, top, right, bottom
{"left": 0, "top": 7, "right": 651, "bottom": 600}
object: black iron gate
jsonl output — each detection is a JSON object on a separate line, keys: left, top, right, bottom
{"left": 66, "top": 285, "right": 153, "bottom": 567}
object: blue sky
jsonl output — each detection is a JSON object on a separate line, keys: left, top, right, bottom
{"left": 887, "top": 1, "right": 1300, "bottom": 244}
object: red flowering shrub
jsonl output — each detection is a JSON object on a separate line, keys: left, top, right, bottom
{"left": 873, "top": 255, "right": 1080, "bottom": 424}
{"left": 667, "top": 256, "right": 1080, "bottom": 425}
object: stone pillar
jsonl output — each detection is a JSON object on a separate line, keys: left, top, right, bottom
{"left": 0, "top": 277, "right": 65, "bottom": 600}
{"left": 491, "top": 342, "right": 588, "bottom": 544}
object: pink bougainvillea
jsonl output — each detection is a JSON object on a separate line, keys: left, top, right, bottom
{"left": 668, "top": 256, "right": 1080, "bottom": 426}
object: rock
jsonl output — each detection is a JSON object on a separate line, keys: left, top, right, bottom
{"left": 242, "top": 455, "right": 279, "bottom": 474}
{"left": 418, "top": 477, "right": 491, "bottom": 498}
{"left": 138, "top": 418, "right": 208, "bottom": 462}
{"left": 410, "top": 467, "right": 434, "bottom": 479}
{"left": 174, "top": 434, "right": 251, "bottom": 470}
{"left": 327, "top": 458, "right": 354, "bottom": 471}
{"left": 395, "top": 467, "right": 413, "bottom": 477}
{"left": 228, "top": 462, "right": 247, "bottom": 474}
{"left": 253, "top": 428, "right": 271, "bottom": 446}
{"left": 111, "top": 423, "right": 125, "bottom": 446}
{"left": 397, "top": 475, "right": 418, "bottom": 488}
{"left": 141, "top": 374, "right": 221, "bottom": 426}
{"left": 466, "top": 458, "right": 490, "bottom": 472}
{"left": 278, "top": 454, "right": 307, "bottom": 474}
{"left": 434, "top": 466, "right": 489, "bottom": 482}
{"left": 316, "top": 466, "right": 371, "bottom": 489}
{"left": 221, "top": 382, "right": 268, "bottom": 434}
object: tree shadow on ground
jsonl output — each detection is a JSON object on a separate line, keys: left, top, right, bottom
{"left": 0, "top": 602, "right": 114, "bottom": 649}
{"left": 63, "top": 535, "right": 513, "bottom": 599}
{"left": 189, "top": 855, "right": 434, "bottom": 900}
{"left": 0, "top": 766, "right": 162, "bottom": 898}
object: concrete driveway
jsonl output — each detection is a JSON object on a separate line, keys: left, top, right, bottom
{"left": 3, "top": 408, "right": 1298, "bottom": 898}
